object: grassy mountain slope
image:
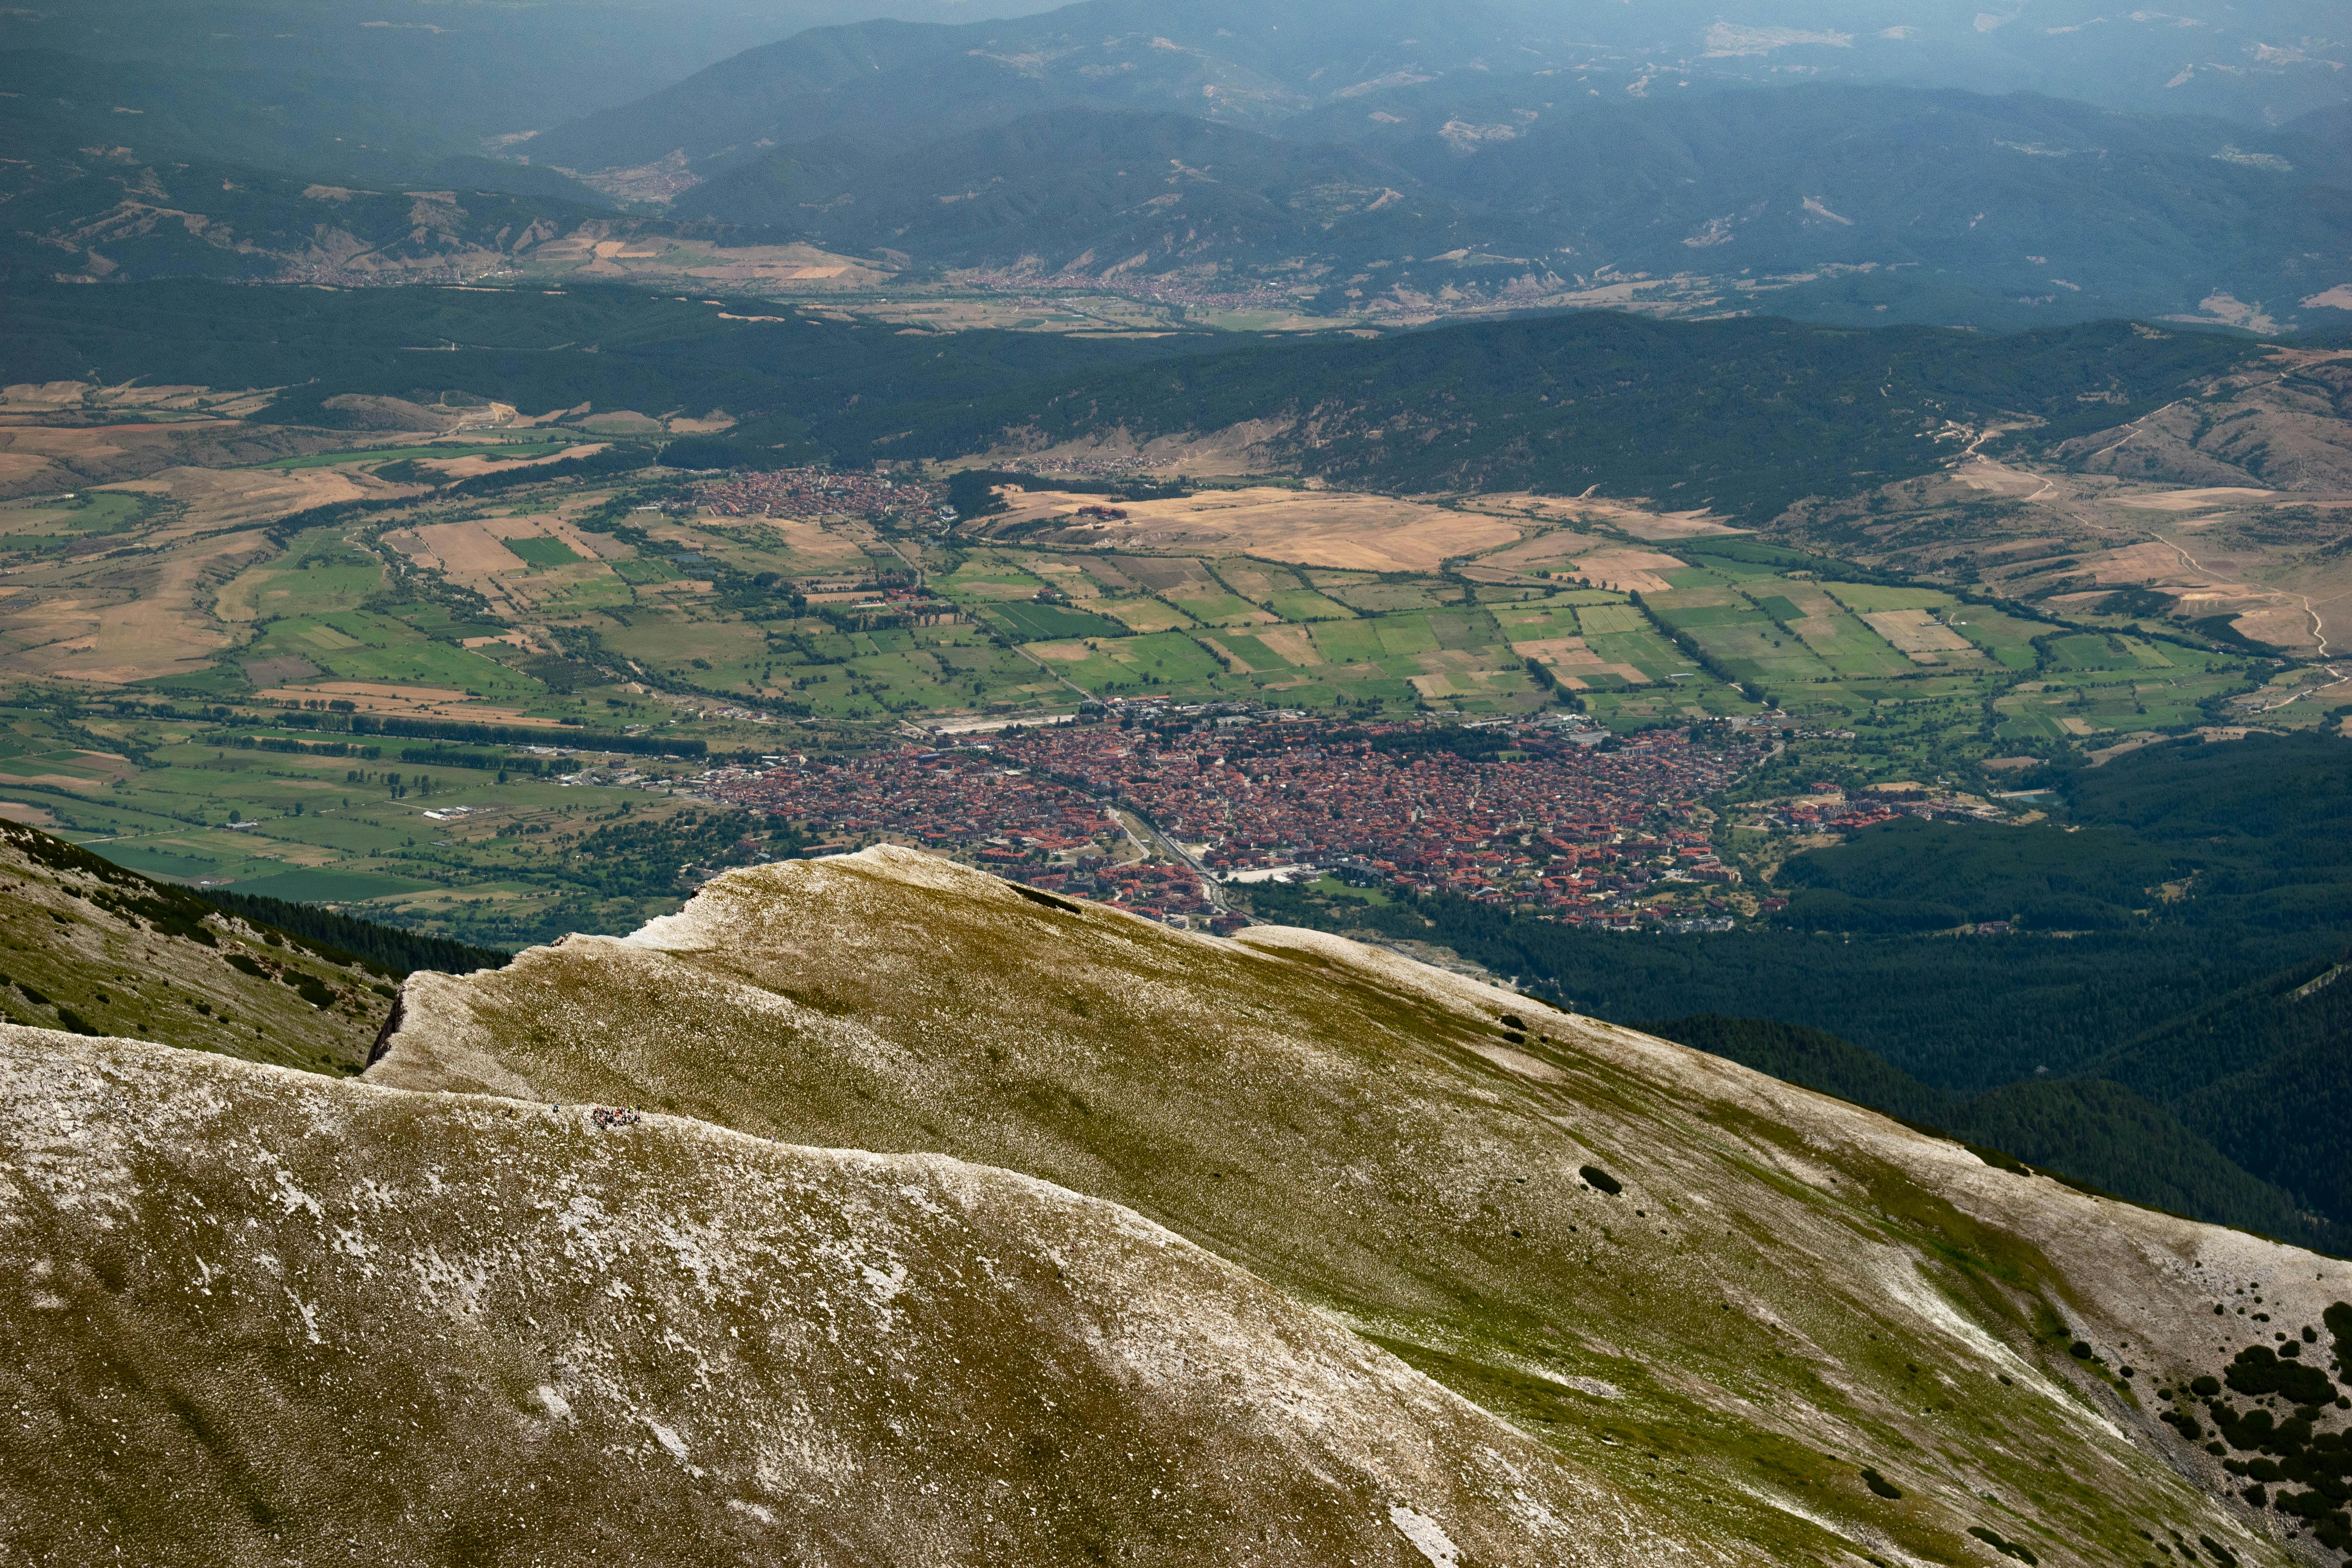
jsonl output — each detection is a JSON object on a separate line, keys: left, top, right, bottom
{"left": 0, "top": 820, "right": 405, "bottom": 1074}
{"left": 371, "top": 846, "right": 2336, "bottom": 1565}
{"left": 0, "top": 1027, "right": 1689, "bottom": 1566}
{"left": 1633, "top": 1016, "right": 2324, "bottom": 1247}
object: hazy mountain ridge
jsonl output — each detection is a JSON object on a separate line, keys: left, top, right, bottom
{"left": 530, "top": 0, "right": 2350, "bottom": 181}
{"left": 0, "top": 160, "right": 615, "bottom": 286}
{"left": 668, "top": 85, "right": 2350, "bottom": 330}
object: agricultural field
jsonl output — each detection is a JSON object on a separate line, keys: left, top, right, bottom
{"left": 0, "top": 429, "right": 2313, "bottom": 949}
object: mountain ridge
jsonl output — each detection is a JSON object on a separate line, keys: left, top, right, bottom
{"left": 4, "top": 1024, "right": 1678, "bottom": 1566}
{"left": 362, "top": 843, "right": 2348, "bottom": 1565}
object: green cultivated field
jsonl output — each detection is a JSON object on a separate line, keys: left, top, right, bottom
{"left": 0, "top": 448, "right": 2281, "bottom": 948}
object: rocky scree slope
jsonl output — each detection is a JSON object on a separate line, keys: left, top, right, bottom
{"left": 0, "top": 1024, "right": 1699, "bottom": 1566}
{"left": 370, "top": 846, "right": 2352, "bottom": 1568}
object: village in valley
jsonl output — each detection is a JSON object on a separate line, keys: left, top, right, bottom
{"left": 698, "top": 702, "right": 1977, "bottom": 934}
{"left": 0, "top": 416, "right": 2316, "bottom": 953}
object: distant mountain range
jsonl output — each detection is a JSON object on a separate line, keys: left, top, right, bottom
{"left": 2, "top": 0, "right": 2342, "bottom": 330}
{"left": 664, "top": 85, "right": 2351, "bottom": 330}
{"left": 530, "top": 0, "right": 2352, "bottom": 176}
{"left": 506, "top": 0, "right": 2352, "bottom": 330}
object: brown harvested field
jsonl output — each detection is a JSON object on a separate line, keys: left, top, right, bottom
{"left": 1506, "top": 635, "right": 1588, "bottom": 664}
{"left": 1482, "top": 528, "right": 1613, "bottom": 572}
{"left": 982, "top": 488, "right": 1517, "bottom": 572}
{"left": 387, "top": 519, "right": 525, "bottom": 579}
{"left": 108, "top": 464, "right": 374, "bottom": 534}
{"left": 0, "top": 801, "right": 58, "bottom": 826}
{"left": 414, "top": 443, "right": 604, "bottom": 480}
{"left": 1508, "top": 634, "right": 1649, "bottom": 686}
{"left": 380, "top": 512, "right": 627, "bottom": 619}
{"left": 2111, "top": 486, "right": 2283, "bottom": 513}
{"left": 1100, "top": 599, "right": 1193, "bottom": 633}
{"left": 521, "top": 237, "right": 891, "bottom": 291}
{"left": 0, "top": 525, "right": 280, "bottom": 685}
{"left": 0, "top": 421, "right": 339, "bottom": 499}
{"left": 1861, "top": 610, "right": 1982, "bottom": 662}
{"left": 1564, "top": 547, "right": 1687, "bottom": 595}
{"left": 1255, "top": 627, "right": 1323, "bottom": 666}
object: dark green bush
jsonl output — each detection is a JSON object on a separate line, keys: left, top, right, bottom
{"left": 2228, "top": 1345, "right": 2334, "bottom": 1405}
{"left": 1968, "top": 1526, "right": 2039, "bottom": 1565}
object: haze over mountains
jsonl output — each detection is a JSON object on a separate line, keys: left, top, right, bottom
{"left": 4, "top": 0, "right": 2344, "bottom": 331}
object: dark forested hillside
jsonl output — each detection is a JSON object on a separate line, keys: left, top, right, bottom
{"left": 674, "top": 107, "right": 1443, "bottom": 267}
{"left": 0, "top": 280, "right": 1207, "bottom": 437}
{"left": 2096, "top": 953, "right": 2352, "bottom": 1233}
{"left": 847, "top": 312, "right": 2247, "bottom": 517}
{"left": 1, "top": 282, "right": 2258, "bottom": 521}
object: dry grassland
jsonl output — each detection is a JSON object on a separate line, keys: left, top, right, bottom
{"left": 1862, "top": 609, "right": 1982, "bottom": 662}
{"left": 0, "top": 525, "right": 280, "bottom": 684}
{"left": 250, "top": 682, "right": 559, "bottom": 725}
{"left": 987, "top": 487, "right": 1517, "bottom": 572}
{"left": 0, "top": 422, "right": 334, "bottom": 500}
{"left": 122, "top": 465, "right": 374, "bottom": 536}
{"left": 414, "top": 443, "right": 603, "bottom": 480}
{"left": 1466, "top": 492, "right": 1746, "bottom": 541}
